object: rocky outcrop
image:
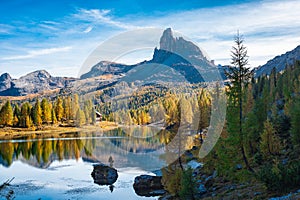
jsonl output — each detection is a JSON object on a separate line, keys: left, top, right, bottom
{"left": 0, "top": 73, "right": 12, "bottom": 92}
{"left": 160, "top": 28, "right": 206, "bottom": 60}
{"left": 91, "top": 163, "right": 118, "bottom": 185}
{"left": 133, "top": 175, "right": 166, "bottom": 197}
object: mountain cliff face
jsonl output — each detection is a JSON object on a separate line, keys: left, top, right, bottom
{"left": 0, "top": 73, "right": 12, "bottom": 92}
{"left": 0, "top": 70, "right": 75, "bottom": 96}
{"left": 159, "top": 28, "right": 207, "bottom": 60}
{"left": 255, "top": 45, "right": 300, "bottom": 77}
{"left": 81, "top": 28, "right": 216, "bottom": 83}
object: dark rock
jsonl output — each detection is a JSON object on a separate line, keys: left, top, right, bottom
{"left": 91, "top": 163, "right": 118, "bottom": 185}
{"left": 133, "top": 175, "right": 165, "bottom": 197}
{"left": 198, "top": 184, "right": 207, "bottom": 194}
{"left": 236, "top": 164, "right": 243, "bottom": 170}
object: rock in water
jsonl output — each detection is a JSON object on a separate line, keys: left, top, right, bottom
{"left": 133, "top": 175, "right": 166, "bottom": 197}
{"left": 91, "top": 163, "right": 118, "bottom": 185}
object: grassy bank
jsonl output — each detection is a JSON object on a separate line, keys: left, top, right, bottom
{"left": 0, "top": 121, "right": 118, "bottom": 140}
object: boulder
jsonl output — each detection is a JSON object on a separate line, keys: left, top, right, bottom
{"left": 91, "top": 163, "right": 118, "bottom": 185}
{"left": 133, "top": 175, "right": 166, "bottom": 197}
{"left": 198, "top": 184, "right": 207, "bottom": 194}
{"left": 186, "top": 160, "right": 203, "bottom": 170}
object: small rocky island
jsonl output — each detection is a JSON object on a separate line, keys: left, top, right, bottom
{"left": 91, "top": 163, "right": 118, "bottom": 186}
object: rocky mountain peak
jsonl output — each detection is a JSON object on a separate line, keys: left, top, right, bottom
{"left": 21, "top": 70, "right": 51, "bottom": 80}
{"left": 0, "top": 72, "right": 12, "bottom": 92}
{"left": 0, "top": 73, "right": 12, "bottom": 82}
{"left": 158, "top": 28, "right": 206, "bottom": 60}
{"left": 160, "top": 28, "right": 176, "bottom": 52}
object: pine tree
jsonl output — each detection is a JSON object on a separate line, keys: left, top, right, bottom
{"left": 224, "top": 31, "right": 254, "bottom": 171}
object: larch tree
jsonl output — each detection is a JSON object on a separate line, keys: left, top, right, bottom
{"left": 0, "top": 101, "right": 13, "bottom": 126}
{"left": 51, "top": 107, "right": 57, "bottom": 124}
{"left": 20, "top": 102, "right": 33, "bottom": 128}
{"left": 260, "top": 119, "right": 281, "bottom": 158}
{"left": 55, "top": 97, "right": 64, "bottom": 122}
{"left": 225, "top": 31, "right": 254, "bottom": 171}
{"left": 13, "top": 104, "right": 21, "bottom": 126}
{"left": 41, "top": 98, "right": 51, "bottom": 124}
{"left": 33, "top": 98, "right": 42, "bottom": 126}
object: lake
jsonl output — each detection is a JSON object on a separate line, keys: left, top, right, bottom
{"left": 0, "top": 127, "right": 193, "bottom": 199}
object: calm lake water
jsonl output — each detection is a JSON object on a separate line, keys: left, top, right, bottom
{"left": 0, "top": 127, "right": 192, "bottom": 200}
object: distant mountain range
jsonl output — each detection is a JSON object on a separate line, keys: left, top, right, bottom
{"left": 255, "top": 45, "right": 300, "bottom": 77}
{"left": 0, "top": 70, "right": 76, "bottom": 96}
{"left": 1, "top": 28, "right": 300, "bottom": 97}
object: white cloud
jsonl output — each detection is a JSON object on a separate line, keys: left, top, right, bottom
{"left": 83, "top": 26, "right": 93, "bottom": 33}
{"left": 127, "top": 0, "right": 300, "bottom": 67}
{"left": 0, "top": 24, "right": 13, "bottom": 34}
{"left": 1, "top": 46, "right": 72, "bottom": 60}
{"left": 73, "top": 8, "right": 138, "bottom": 29}
{"left": 1, "top": 0, "right": 300, "bottom": 78}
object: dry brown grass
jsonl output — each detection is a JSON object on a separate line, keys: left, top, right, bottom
{"left": 0, "top": 121, "right": 118, "bottom": 140}
{"left": 0, "top": 88, "right": 60, "bottom": 101}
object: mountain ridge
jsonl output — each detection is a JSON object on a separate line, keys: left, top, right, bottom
{"left": 80, "top": 28, "right": 215, "bottom": 83}
{"left": 0, "top": 70, "right": 76, "bottom": 96}
{"left": 2, "top": 28, "right": 300, "bottom": 97}
{"left": 255, "top": 45, "right": 300, "bottom": 77}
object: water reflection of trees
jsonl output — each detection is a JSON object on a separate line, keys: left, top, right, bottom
{"left": 0, "top": 134, "right": 96, "bottom": 167}
{"left": 0, "top": 128, "right": 195, "bottom": 168}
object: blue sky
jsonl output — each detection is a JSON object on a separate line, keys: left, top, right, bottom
{"left": 0, "top": 0, "right": 299, "bottom": 78}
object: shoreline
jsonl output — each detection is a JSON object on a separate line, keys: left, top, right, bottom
{"left": 0, "top": 121, "right": 118, "bottom": 140}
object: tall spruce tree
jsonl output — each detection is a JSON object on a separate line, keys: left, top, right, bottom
{"left": 225, "top": 31, "right": 254, "bottom": 171}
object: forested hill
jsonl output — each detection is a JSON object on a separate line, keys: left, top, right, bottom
{"left": 206, "top": 60, "right": 300, "bottom": 194}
